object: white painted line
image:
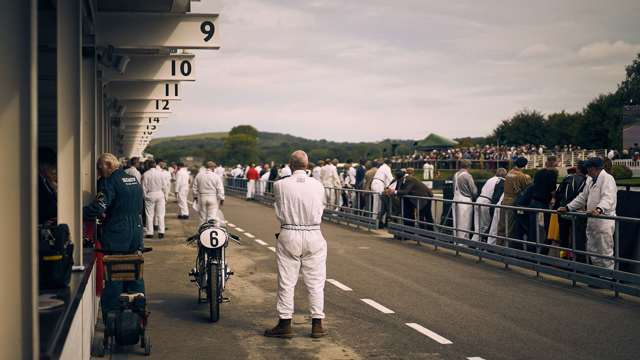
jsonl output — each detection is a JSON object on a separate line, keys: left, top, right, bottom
{"left": 327, "top": 279, "right": 353, "bottom": 291}
{"left": 227, "top": 223, "right": 236, "bottom": 228}
{"left": 267, "top": 246, "right": 276, "bottom": 253}
{"left": 244, "top": 232, "right": 255, "bottom": 238}
{"left": 255, "top": 239, "right": 268, "bottom": 246}
{"left": 361, "top": 299, "right": 394, "bottom": 314}
{"left": 405, "top": 323, "right": 453, "bottom": 345}
{"left": 467, "top": 357, "right": 486, "bottom": 360}
{"left": 235, "top": 227, "right": 245, "bottom": 232}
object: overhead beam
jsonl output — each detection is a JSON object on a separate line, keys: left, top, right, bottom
{"left": 103, "top": 54, "right": 196, "bottom": 82}
{"left": 96, "top": 13, "right": 220, "bottom": 49}
{"left": 105, "top": 81, "right": 181, "bottom": 100}
{"left": 120, "top": 99, "right": 174, "bottom": 113}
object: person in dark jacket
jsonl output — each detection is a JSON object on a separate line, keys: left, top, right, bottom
{"left": 38, "top": 147, "right": 58, "bottom": 225}
{"left": 554, "top": 161, "right": 588, "bottom": 261}
{"left": 386, "top": 170, "right": 434, "bottom": 230}
{"left": 530, "top": 156, "right": 558, "bottom": 253}
{"left": 83, "top": 153, "right": 145, "bottom": 320}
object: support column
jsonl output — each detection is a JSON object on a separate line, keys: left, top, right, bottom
{"left": 0, "top": 1, "right": 39, "bottom": 358}
{"left": 82, "top": 50, "right": 97, "bottom": 200}
{"left": 57, "top": 0, "right": 83, "bottom": 264}
{"left": 96, "top": 72, "right": 104, "bottom": 155}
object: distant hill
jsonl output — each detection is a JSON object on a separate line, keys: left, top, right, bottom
{"left": 146, "top": 130, "right": 418, "bottom": 164}
{"left": 150, "top": 131, "right": 228, "bottom": 145}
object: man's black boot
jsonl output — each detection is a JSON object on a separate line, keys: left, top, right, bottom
{"left": 311, "top": 318, "right": 327, "bottom": 338}
{"left": 264, "top": 319, "right": 293, "bottom": 338}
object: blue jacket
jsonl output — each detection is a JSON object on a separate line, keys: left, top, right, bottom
{"left": 84, "top": 169, "right": 144, "bottom": 252}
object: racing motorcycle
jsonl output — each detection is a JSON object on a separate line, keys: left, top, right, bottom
{"left": 187, "top": 213, "right": 240, "bottom": 322}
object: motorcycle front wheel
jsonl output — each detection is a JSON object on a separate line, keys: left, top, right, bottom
{"left": 207, "top": 261, "right": 220, "bottom": 322}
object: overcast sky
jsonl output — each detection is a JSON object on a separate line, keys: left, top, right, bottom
{"left": 157, "top": 0, "right": 640, "bottom": 142}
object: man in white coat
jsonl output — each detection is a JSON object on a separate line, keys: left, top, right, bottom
{"left": 371, "top": 159, "right": 393, "bottom": 221}
{"left": 264, "top": 150, "right": 327, "bottom": 339}
{"left": 215, "top": 163, "right": 226, "bottom": 177}
{"left": 280, "top": 163, "right": 292, "bottom": 178}
{"left": 312, "top": 160, "right": 324, "bottom": 181}
{"left": 258, "top": 164, "right": 271, "bottom": 196}
{"left": 452, "top": 160, "right": 477, "bottom": 240}
{"left": 559, "top": 157, "right": 617, "bottom": 269}
{"left": 472, "top": 168, "right": 506, "bottom": 241}
{"left": 192, "top": 161, "right": 225, "bottom": 224}
{"left": 142, "top": 159, "right": 170, "bottom": 239}
{"left": 175, "top": 162, "right": 191, "bottom": 219}
{"left": 322, "top": 159, "right": 341, "bottom": 210}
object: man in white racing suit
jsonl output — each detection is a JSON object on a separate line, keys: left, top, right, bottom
{"left": 559, "top": 157, "right": 617, "bottom": 269}
{"left": 175, "top": 162, "right": 191, "bottom": 219}
{"left": 142, "top": 160, "right": 169, "bottom": 238}
{"left": 264, "top": 150, "right": 327, "bottom": 339}
{"left": 192, "top": 161, "right": 225, "bottom": 224}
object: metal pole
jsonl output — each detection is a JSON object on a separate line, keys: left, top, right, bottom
{"left": 535, "top": 210, "right": 540, "bottom": 278}
{"left": 614, "top": 219, "right": 620, "bottom": 298}
{"left": 571, "top": 215, "right": 577, "bottom": 287}
{"left": 57, "top": 0, "right": 83, "bottom": 265}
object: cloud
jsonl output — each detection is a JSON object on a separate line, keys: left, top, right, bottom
{"left": 163, "top": 0, "right": 640, "bottom": 142}
{"left": 519, "top": 44, "right": 551, "bottom": 58}
{"left": 578, "top": 40, "right": 640, "bottom": 60}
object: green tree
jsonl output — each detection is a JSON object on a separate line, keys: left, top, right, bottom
{"left": 224, "top": 126, "right": 258, "bottom": 164}
{"left": 578, "top": 93, "right": 623, "bottom": 149}
{"left": 492, "top": 109, "right": 546, "bottom": 145}
{"left": 229, "top": 125, "right": 259, "bottom": 138}
{"left": 617, "top": 53, "right": 640, "bottom": 105}
{"left": 544, "top": 111, "right": 582, "bottom": 146}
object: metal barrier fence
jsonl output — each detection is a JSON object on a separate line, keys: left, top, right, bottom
{"left": 387, "top": 196, "right": 640, "bottom": 297}
{"left": 224, "top": 177, "right": 640, "bottom": 297}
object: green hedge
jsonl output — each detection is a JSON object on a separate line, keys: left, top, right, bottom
{"left": 610, "top": 165, "right": 633, "bottom": 180}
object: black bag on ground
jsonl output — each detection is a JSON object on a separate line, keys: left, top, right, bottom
{"left": 39, "top": 223, "right": 74, "bottom": 290}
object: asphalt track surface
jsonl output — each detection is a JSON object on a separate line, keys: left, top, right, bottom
{"left": 105, "top": 195, "right": 640, "bottom": 360}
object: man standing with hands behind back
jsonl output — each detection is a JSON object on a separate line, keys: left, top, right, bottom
{"left": 265, "top": 150, "right": 328, "bottom": 339}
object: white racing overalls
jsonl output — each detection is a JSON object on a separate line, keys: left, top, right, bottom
{"left": 142, "top": 166, "right": 169, "bottom": 235}
{"left": 274, "top": 170, "right": 327, "bottom": 319}
{"left": 567, "top": 170, "right": 618, "bottom": 269}
{"left": 192, "top": 169, "right": 225, "bottom": 224}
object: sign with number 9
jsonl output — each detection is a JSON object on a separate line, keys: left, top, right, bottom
{"left": 201, "top": 21, "right": 215, "bottom": 42}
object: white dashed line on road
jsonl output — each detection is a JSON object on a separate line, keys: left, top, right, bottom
{"left": 327, "top": 279, "right": 353, "bottom": 291}
{"left": 267, "top": 246, "right": 276, "bottom": 253}
{"left": 405, "top": 323, "right": 453, "bottom": 345}
{"left": 255, "top": 239, "right": 268, "bottom": 246}
{"left": 244, "top": 232, "right": 255, "bottom": 238}
{"left": 361, "top": 299, "right": 395, "bottom": 314}
{"left": 235, "top": 227, "right": 245, "bottom": 232}
{"left": 467, "top": 357, "right": 486, "bottom": 360}
{"left": 227, "top": 223, "right": 236, "bottom": 228}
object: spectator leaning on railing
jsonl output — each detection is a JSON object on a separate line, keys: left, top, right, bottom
{"left": 528, "top": 156, "right": 559, "bottom": 254}
{"left": 498, "top": 157, "right": 532, "bottom": 246}
{"left": 553, "top": 161, "right": 588, "bottom": 261}
{"left": 452, "top": 160, "right": 477, "bottom": 240}
{"left": 558, "top": 157, "right": 618, "bottom": 270}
